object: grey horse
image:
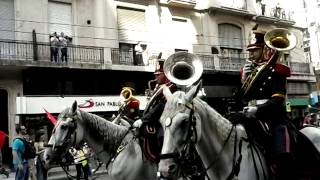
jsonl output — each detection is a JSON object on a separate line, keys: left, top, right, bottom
{"left": 158, "top": 83, "right": 320, "bottom": 180}
{"left": 44, "top": 101, "right": 158, "bottom": 180}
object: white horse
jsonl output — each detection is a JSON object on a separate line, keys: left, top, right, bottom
{"left": 44, "top": 101, "right": 158, "bottom": 180}
{"left": 158, "top": 83, "right": 320, "bottom": 180}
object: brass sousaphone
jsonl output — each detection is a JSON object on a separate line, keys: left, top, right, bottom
{"left": 164, "top": 51, "right": 203, "bottom": 87}
{"left": 239, "top": 28, "right": 297, "bottom": 101}
{"left": 143, "top": 52, "right": 203, "bottom": 114}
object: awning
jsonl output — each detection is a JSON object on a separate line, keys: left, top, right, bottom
{"left": 287, "top": 98, "right": 309, "bottom": 106}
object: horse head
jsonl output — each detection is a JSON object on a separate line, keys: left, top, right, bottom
{"left": 44, "top": 101, "right": 84, "bottom": 167}
{"left": 158, "top": 82, "right": 201, "bottom": 179}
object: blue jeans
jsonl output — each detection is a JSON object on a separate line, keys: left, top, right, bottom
{"left": 15, "top": 163, "right": 29, "bottom": 180}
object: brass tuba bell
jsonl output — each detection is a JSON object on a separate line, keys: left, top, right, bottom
{"left": 264, "top": 28, "right": 297, "bottom": 52}
{"left": 239, "top": 28, "right": 296, "bottom": 101}
{"left": 163, "top": 52, "right": 203, "bottom": 87}
{"left": 120, "top": 87, "right": 133, "bottom": 101}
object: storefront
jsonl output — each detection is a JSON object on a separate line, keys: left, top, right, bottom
{"left": 16, "top": 95, "right": 148, "bottom": 143}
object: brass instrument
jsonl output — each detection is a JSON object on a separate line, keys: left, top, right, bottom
{"left": 163, "top": 51, "right": 203, "bottom": 87}
{"left": 113, "top": 87, "right": 137, "bottom": 126}
{"left": 144, "top": 52, "right": 203, "bottom": 114}
{"left": 120, "top": 87, "right": 133, "bottom": 101}
{"left": 239, "top": 28, "right": 296, "bottom": 101}
{"left": 145, "top": 79, "right": 157, "bottom": 100}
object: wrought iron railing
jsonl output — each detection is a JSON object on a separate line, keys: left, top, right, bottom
{"left": 0, "top": 39, "right": 104, "bottom": 64}
{"left": 289, "top": 62, "right": 311, "bottom": 74}
{"left": 0, "top": 40, "right": 34, "bottom": 61}
{"left": 0, "top": 39, "right": 312, "bottom": 75}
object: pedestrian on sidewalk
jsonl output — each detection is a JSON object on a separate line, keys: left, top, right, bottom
{"left": 12, "top": 125, "right": 29, "bottom": 180}
{"left": 69, "top": 144, "right": 90, "bottom": 180}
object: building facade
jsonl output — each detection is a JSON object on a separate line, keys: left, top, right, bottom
{"left": 0, "top": 0, "right": 315, "bottom": 165}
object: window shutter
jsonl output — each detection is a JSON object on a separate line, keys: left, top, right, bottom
{"left": 117, "top": 7, "right": 146, "bottom": 42}
{"left": 48, "top": 2, "right": 72, "bottom": 37}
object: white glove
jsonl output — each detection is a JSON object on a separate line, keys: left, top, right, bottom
{"left": 133, "top": 119, "right": 143, "bottom": 128}
{"left": 243, "top": 106, "right": 257, "bottom": 118}
{"left": 243, "top": 60, "right": 254, "bottom": 75}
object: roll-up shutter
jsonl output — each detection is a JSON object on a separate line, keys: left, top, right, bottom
{"left": 218, "top": 24, "right": 242, "bottom": 49}
{"left": 117, "top": 7, "right": 146, "bottom": 42}
{"left": 171, "top": 18, "right": 190, "bottom": 50}
{"left": 0, "top": 0, "right": 14, "bottom": 40}
{"left": 48, "top": 2, "right": 72, "bottom": 36}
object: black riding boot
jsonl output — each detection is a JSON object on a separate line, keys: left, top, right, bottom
{"left": 272, "top": 153, "right": 295, "bottom": 180}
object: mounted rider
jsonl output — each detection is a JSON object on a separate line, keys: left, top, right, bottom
{"left": 137, "top": 58, "right": 176, "bottom": 162}
{"left": 120, "top": 86, "right": 140, "bottom": 125}
{"left": 240, "top": 29, "right": 294, "bottom": 179}
{"left": 113, "top": 85, "right": 140, "bottom": 127}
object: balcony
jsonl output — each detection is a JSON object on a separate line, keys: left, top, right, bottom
{"left": 196, "top": 53, "right": 247, "bottom": 72}
{"left": 0, "top": 39, "right": 315, "bottom": 80}
{"left": 0, "top": 39, "right": 104, "bottom": 68}
{"left": 167, "top": 0, "right": 196, "bottom": 8}
{"left": 208, "top": 0, "right": 255, "bottom": 18}
{"left": 287, "top": 62, "right": 316, "bottom": 82}
{"left": 254, "top": 5, "right": 295, "bottom": 26}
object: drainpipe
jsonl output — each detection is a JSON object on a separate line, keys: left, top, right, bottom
{"left": 32, "top": 29, "right": 38, "bottom": 61}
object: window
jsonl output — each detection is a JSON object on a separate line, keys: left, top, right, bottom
{"left": 211, "top": 47, "right": 219, "bottom": 54}
{"left": 119, "top": 43, "right": 134, "bottom": 65}
{"left": 218, "top": 24, "right": 243, "bottom": 61}
{"left": 117, "top": 7, "right": 146, "bottom": 42}
{"left": 0, "top": 0, "right": 14, "bottom": 40}
{"left": 48, "top": 2, "right": 72, "bottom": 37}
{"left": 218, "top": 24, "right": 243, "bottom": 49}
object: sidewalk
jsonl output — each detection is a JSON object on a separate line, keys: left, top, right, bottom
{"left": 1, "top": 167, "right": 110, "bottom": 180}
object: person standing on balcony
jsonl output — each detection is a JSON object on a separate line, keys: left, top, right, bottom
{"left": 261, "top": 0, "right": 266, "bottom": 16}
{"left": 50, "top": 32, "right": 59, "bottom": 63}
{"left": 134, "top": 41, "right": 145, "bottom": 65}
{"left": 59, "top": 32, "right": 68, "bottom": 63}
{"left": 275, "top": 3, "right": 281, "bottom": 18}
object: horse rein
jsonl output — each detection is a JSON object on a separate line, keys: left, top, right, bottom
{"left": 159, "top": 100, "right": 247, "bottom": 180}
{"left": 47, "top": 114, "right": 79, "bottom": 158}
{"left": 159, "top": 102, "right": 208, "bottom": 179}
{"left": 159, "top": 102, "right": 197, "bottom": 160}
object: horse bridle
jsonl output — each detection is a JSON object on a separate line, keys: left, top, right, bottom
{"left": 159, "top": 101, "right": 202, "bottom": 178}
{"left": 158, "top": 100, "right": 246, "bottom": 180}
{"left": 48, "top": 114, "right": 78, "bottom": 153}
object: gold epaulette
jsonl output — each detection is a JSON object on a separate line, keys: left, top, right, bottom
{"left": 271, "top": 93, "right": 285, "bottom": 99}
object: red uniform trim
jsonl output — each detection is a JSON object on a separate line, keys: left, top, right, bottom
{"left": 274, "top": 64, "right": 291, "bottom": 77}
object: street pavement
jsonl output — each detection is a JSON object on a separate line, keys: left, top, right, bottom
{"left": 1, "top": 166, "right": 110, "bottom": 180}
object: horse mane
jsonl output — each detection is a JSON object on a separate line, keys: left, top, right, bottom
{"left": 79, "top": 110, "right": 128, "bottom": 141}
{"left": 193, "top": 98, "right": 246, "bottom": 144}
{"left": 165, "top": 90, "right": 246, "bottom": 142}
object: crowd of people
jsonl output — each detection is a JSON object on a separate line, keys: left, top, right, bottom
{"left": 50, "top": 32, "right": 71, "bottom": 63}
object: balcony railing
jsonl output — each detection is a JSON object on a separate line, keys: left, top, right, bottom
{"left": 0, "top": 39, "right": 104, "bottom": 64}
{"left": 196, "top": 53, "right": 247, "bottom": 71}
{"left": 111, "top": 49, "right": 145, "bottom": 66}
{"left": 289, "top": 62, "right": 311, "bottom": 74}
{"left": 0, "top": 39, "right": 313, "bottom": 75}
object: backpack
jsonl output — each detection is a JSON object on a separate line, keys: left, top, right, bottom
{"left": 15, "top": 138, "right": 36, "bottom": 160}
